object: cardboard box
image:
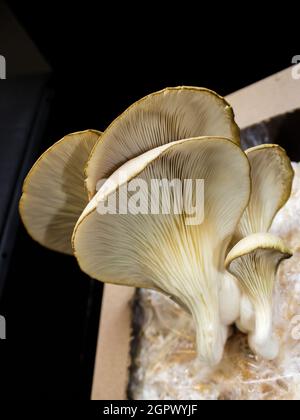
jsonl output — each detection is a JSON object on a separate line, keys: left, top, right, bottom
{"left": 91, "top": 67, "right": 300, "bottom": 400}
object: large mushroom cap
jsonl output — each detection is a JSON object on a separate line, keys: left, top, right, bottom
{"left": 235, "top": 144, "right": 294, "bottom": 240}
{"left": 225, "top": 232, "right": 292, "bottom": 359}
{"left": 20, "top": 130, "right": 101, "bottom": 254}
{"left": 74, "top": 136, "right": 251, "bottom": 365}
{"left": 85, "top": 87, "right": 240, "bottom": 197}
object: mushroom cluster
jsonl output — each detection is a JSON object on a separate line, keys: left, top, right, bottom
{"left": 20, "top": 87, "right": 294, "bottom": 366}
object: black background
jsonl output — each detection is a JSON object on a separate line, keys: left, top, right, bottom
{"left": 0, "top": 1, "right": 298, "bottom": 400}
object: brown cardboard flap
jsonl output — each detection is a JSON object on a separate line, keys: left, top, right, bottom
{"left": 227, "top": 67, "right": 299, "bottom": 128}
{"left": 91, "top": 285, "right": 135, "bottom": 400}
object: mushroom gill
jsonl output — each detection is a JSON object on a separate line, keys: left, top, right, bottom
{"left": 20, "top": 130, "right": 101, "bottom": 254}
{"left": 73, "top": 136, "right": 251, "bottom": 365}
{"left": 85, "top": 87, "right": 240, "bottom": 197}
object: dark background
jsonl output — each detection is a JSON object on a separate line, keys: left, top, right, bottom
{"left": 0, "top": 1, "right": 298, "bottom": 400}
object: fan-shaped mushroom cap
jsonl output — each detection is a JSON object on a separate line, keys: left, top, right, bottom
{"left": 235, "top": 144, "right": 294, "bottom": 241}
{"left": 225, "top": 233, "right": 292, "bottom": 359}
{"left": 20, "top": 130, "right": 101, "bottom": 254}
{"left": 85, "top": 87, "right": 240, "bottom": 197}
{"left": 74, "top": 136, "right": 251, "bottom": 365}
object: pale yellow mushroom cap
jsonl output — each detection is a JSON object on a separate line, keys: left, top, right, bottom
{"left": 235, "top": 144, "right": 294, "bottom": 241}
{"left": 20, "top": 130, "right": 101, "bottom": 254}
{"left": 85, "top": 87, "right": 240, "bottom": 198}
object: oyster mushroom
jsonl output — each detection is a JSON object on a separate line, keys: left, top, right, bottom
{"left": 73, "top": 136, "right": 251, "bottom": 365}
{"left": 235, "top": 144, "right": 294, "bottom": 241}
{"left": 230, "top": 144, "right": 294, "bottom": 339}
{"left": 85, "top": 87, "right": 240, "bottom": 197}
{"left": 20, "top": 130, "right": 101, "bottom": 254}
{"left": 19, "top": 87, "right": 294, "bottom": 366}
{"left": 225, "top": 233, "right": 293, "bottom": 359}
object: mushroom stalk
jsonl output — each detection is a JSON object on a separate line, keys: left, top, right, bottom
{"left": 249, "top": 302, "right": 279, "bottom": 360}
{"left": 219, "top": 272, "right": 241, "bottom": 326}
{"left": 236, "top": 295, "right": 255, "bottom": 333}
{"left": 234, "top": 144, "right": 294, "bottom": 242}
{"left": 188, "top": 295, "right": 228, "bottom": 366}
{"left": 165, "top": 264, "right": 229, "bottom": 366}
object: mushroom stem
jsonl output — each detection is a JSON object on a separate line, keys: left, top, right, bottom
{"left": 219, "top": 272, "right": 241, "bottom": 326}
{"left": 186, "top": 295, "right": 227, "bottom": 366}
{"left": 249, "top": 302, "right": 279, "bottom": 360}
{"left": 252, "top": 301, "right": 273, "bottom": 346}
{"left": 236, "top": 294, "right": 255, "bottom": 333}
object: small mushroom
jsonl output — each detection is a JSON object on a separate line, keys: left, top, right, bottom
{"left": 73, "top": 136, "right": 251, "bottom": 365}
{"left": 20, "top": 130, "right": 101, "bottom": 254}
{"left": 85, "top": 87, "right": 240, "bottom": 198}
{"left": 235, "top": 144, "right": 294, "bottom": 241}
{"left": 225, "top": 233, "right": 292, "bottom": 359}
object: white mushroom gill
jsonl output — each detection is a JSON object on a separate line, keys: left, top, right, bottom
{"left": 73, "top": 137, "right": 251, "bottom": 365}
{"left": 85, "top": 87, "right": 240, "bottom": 197}
{"left": 235, "top": 144, "right": 294, "bottom": 241}
{"left": 219, "top": 272, "right": 241, "bottom": 326}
